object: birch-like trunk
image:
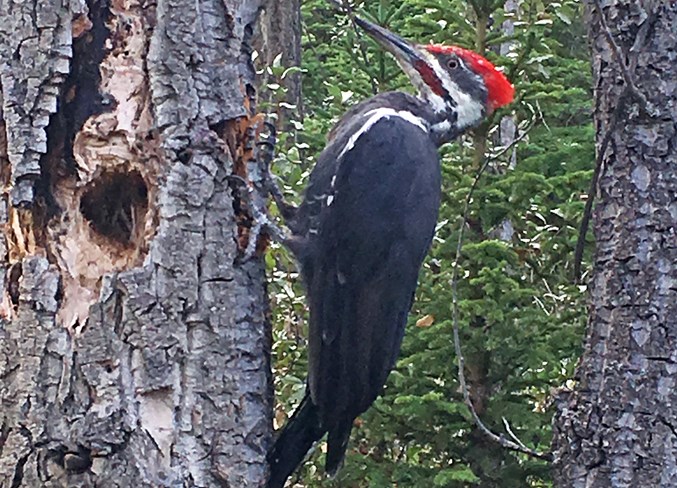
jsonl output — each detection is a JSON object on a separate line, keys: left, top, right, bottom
{"left": 0, "top": 0, "right": 272, "bottom": 485}
{"left": 552, "top": 2, "right": 677, "bottom": 486}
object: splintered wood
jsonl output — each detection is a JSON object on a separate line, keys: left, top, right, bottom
{"left": 1, "top": 0, "right": 272, "bottom": 327}
{"left": 219, "top": 92, "right": 270, "bottom": 256}
{"left": 1, "top": 0, "right": 160, "bottom": 329}
{"left": 0, "top": 0, "right": 273, "bottom": 484}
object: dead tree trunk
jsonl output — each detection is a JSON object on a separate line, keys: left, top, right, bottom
{"left": 256, "top": 0, "right": 302, "bottom": 127}
{"left": 552, "top": 2, "right": 677, "bottom": 486}
{"left": 0, "top": 0, "right": 273, "bottom": 486}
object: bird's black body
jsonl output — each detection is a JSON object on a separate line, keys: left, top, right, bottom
{"left": 268, "top": 93, "right": 441, "bottom": 486}
{"left": 301, "top": 93, "right": 441, "bottom": 424}
{"left": 266, "top": 16, "right": 514, "bottom": 488}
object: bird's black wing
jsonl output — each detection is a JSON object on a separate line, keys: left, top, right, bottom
{"left": 304, "top": 114, "right": 441, "bottom": 451}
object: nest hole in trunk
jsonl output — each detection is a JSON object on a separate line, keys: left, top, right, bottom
{"left": 80, "top": 169, "right": 149, "bottom": 247}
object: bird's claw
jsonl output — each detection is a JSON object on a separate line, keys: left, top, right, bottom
{"left": 228, "top": 118, "right": 291, "bottom": 262}
{"left": 229, "top": 174, "right": 287, "bottom": 261}
{"left": 250, "top": 121, "right": 295, "bottom": 224}
{"left": 254, "top": 120, "right": 298, "bottom": 221}
{"left": 242, "top": 199, "right": 287, "bottom": 261}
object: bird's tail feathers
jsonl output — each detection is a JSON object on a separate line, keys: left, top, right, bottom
{"left": 267, "top": 393, "right": 325, "bottom": 488}
{"left": 325, "top": 419, "right": 353, "bottom": 477}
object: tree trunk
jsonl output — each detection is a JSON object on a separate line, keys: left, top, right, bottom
{"left": 256, "top": 0, "right": 302, "bottom": 127}
{"left": 0, "top": 0, "right": 272, "bottom": 486}
{"left": 552, "top": 2, "right": 677, "bottom": 486}
{"left": 499, "top": 0, "right": 517, "bottom": 171}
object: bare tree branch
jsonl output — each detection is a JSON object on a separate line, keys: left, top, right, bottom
{"left": 450, "top": 116, "right": 552, "bottom": 462}
{"left": 486, "top": 117, "right": 536, "bottom": 163}
{"left": 502, "top": 417, "right": 530, "bottom": 451}
{"left": 573, "top": 94, "right": 624, "bottom": 282}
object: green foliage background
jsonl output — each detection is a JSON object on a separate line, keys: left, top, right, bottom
{"left": 263, "top": 1, "right": 593, "bottom": 486}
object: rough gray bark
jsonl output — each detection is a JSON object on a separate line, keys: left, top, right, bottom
{"left": 256, "top": 0, "right": 302, "bottom": 126}
{"left": 0, "top": 0, "right": 273, "bottom": 486}
{"left": 552, "top": 2, "right": 677, "bottom": 486}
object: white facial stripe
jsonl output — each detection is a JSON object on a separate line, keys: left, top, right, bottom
{"left": 448, "top": 83, "right": 484, "bottom": 129}
{"left": 423, "top": 52, "right": 485, "bottom": 129}
{"left": 338, "top": 108, "right": 429, "bottom": 160}
{"left": 424, "top": 90, "right": 447, "bottom": 114}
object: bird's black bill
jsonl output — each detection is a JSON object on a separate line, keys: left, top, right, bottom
{"left": 354, "top": 16, "right": 425, "bottom": 67}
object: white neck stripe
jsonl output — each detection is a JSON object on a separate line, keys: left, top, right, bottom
{"left": 338, "top": 108, "right": 428, "bottom": 159}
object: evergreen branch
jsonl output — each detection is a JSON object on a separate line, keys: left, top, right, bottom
{"left": 450, "top": 116, "right": 551, "bottom": 462}
{"left": 325, "top": 0, "right": 379, "bottom": 94}
{"left": 505, "top": 31, "right": 535, "bottom": 82}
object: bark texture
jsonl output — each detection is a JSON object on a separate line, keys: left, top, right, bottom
{"left": 0, "top": 0, "right": 272, "bottom": 486}
{"left": 552, "top": 2, "right": 677, "bottom": 486}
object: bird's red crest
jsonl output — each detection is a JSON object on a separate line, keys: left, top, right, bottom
{"left": 427, "top": 45, "right": 515, "bottom": 111}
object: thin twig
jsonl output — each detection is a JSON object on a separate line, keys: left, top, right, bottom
{"left": 502, "top": 417, "right": 529, "bottom": 451}
{"left": 486, "top": 116, "right": 536, "bottom": 163}
{"left": 572, "top": 93, "right": 625, "bottom": 282}
{"left": 450, "top": 117, "right": 552, "bottom": 462}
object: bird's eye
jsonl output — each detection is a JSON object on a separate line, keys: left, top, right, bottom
{"left": 447, "top": 58, "right": 459, "bottom": 69}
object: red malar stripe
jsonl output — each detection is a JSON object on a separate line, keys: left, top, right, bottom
{"left": 413, "top": 60, "right": 446, "bottom": 97}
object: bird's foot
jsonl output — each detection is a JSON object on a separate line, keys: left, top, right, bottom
{"left": 228, "top": 118, "right": 294, "bottom": 261}
{"left": 256, "top": 119, "right": 298, "bottom": 221}
{"left": 244, "top": 199, "right": 288, "bottom": 261}
{"left": 228, "top": 174, "right": 289, "bottom": 261}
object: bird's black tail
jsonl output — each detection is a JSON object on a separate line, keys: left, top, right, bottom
{"left": 325, "top": 418, "right": 353, "bottom": 477}
{"left": 267, "top": 393, "right": 325, "bottom": 488}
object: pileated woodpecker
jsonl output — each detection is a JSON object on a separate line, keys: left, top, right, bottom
{"left": 266, "top": 16, "right": 514, "bottom": 488}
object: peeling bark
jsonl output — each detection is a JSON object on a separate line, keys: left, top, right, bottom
{"left": 0, "top": 0, "right": 272, "bottom": 486}
{"left": 552, "top": 2, "right": 677, "bottom": 487}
